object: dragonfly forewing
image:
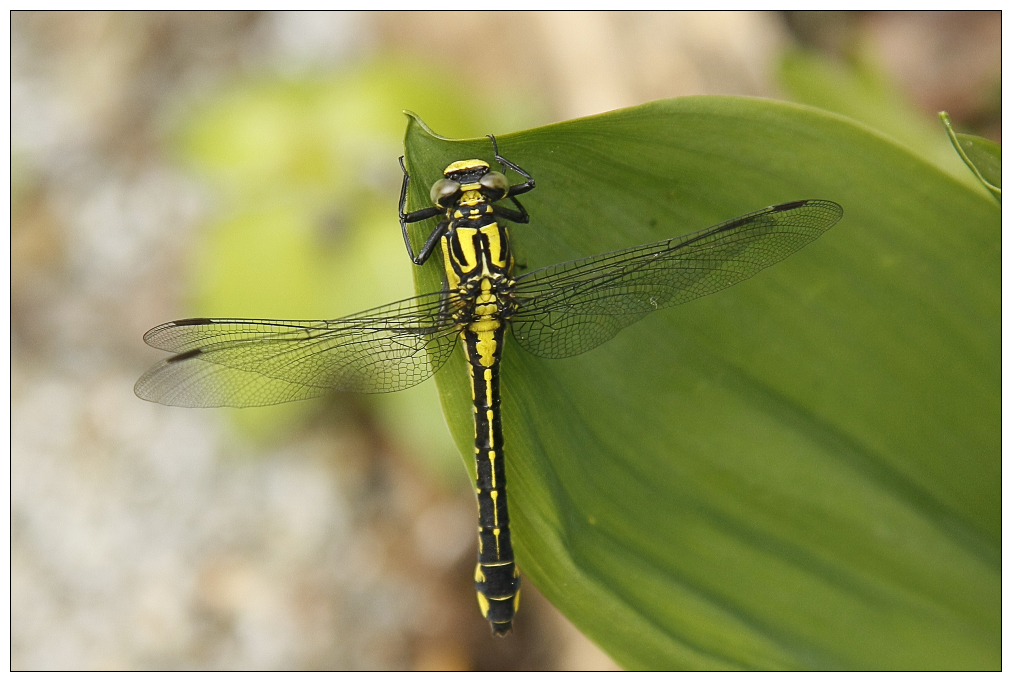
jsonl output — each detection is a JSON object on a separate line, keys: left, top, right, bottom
{"left": 508, "top": 199, "right": 842, "bottom": 359}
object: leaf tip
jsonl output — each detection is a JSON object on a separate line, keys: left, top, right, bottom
{"left": 938, "top": 111, "right": 1001, "bottom": 202}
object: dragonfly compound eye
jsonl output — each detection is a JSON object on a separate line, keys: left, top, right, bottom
{"left": 479, "top": 171, "right": 510, "bottom": 199}
{"left": 430, "top": 178, "right": 462, "bottom": 208}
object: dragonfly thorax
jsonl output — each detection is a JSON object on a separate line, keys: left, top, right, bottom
{"left": 433, "top": 159, "right": 519, "bottom": 293}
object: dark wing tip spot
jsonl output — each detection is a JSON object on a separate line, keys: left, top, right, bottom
{"left": 773, "top": 199, "right": 810, "bottom": 211}
{"left": 173, "top": 317, "right": 214, "bottom": 326}
{"left": 772, "top": 199, "right": 844, "bottom": 220}
{"left": 167, "top": 348, "right": 202, "bottom": 363}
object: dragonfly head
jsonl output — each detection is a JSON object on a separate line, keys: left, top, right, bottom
{"left": 430, "top": 159, "right": 510, "bottom": 208}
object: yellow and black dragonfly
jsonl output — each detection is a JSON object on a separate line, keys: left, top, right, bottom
{"left": 135, "top": 137, "right": 842, "bottom": 635}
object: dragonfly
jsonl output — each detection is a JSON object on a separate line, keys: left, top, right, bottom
{"left": 135, "top": 136, "right": 843, "bottom": 635}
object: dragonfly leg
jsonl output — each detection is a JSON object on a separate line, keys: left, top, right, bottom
{"left": 492, "top": 202, "right": 529, "bottom": 225}
{"left": 487, "top": 135, "right": 535, "bottom": 197}
{"left": 412, "top": 219, "right": 449, "bottom": 265}
{"left": 399, "top": 156, "right": 445, "bottom": 264}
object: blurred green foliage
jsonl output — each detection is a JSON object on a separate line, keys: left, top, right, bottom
{"left": 779, "top": 50, "right": 989, "bottom": 195}
{"left": 171, "top": 59, "right": 539, "bottom": 481}
{"left": 402, "top": 92, "right": 998, "bottom": 669}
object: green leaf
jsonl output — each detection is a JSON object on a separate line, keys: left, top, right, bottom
{"left": 402, "top": 98, "right": 999, "bottom": 670}
{"left": 939, "top": 111, "right": 1001, "bottom": 202}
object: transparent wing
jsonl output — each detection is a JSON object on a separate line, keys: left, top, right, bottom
{"left": 135, "top": 291, "right": 464, "bottom": 407}
{"left": 509, "top": 200, "right": 842, "bottom": 358}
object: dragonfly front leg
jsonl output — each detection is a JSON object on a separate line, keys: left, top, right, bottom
{"left": 487, "top": 135, "right": 535, "bottom": 197}
{"left": 410, "top": 219, "right": 449, "bottom": 266}
{"left": 399, "top": 156, "right": 446, "bottom": 264}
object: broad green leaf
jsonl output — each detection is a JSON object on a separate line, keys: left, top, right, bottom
{"left": 939, "top": 111, "right": 1001, "bottom": 202}
{"left": 401, "top": 97, "right": 999, "bottom": 670}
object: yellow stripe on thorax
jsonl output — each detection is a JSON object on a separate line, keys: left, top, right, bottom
{"left": 440, "top": 237, "right": 461, "bottom": 290}
{"left": 480, "top": 223, "right": 506, "bottom": 268}
{"left": 454, "top": 227, "right": 478, "bottom": 272}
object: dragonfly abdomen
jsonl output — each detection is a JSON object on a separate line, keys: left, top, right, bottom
{"left": 463, "top": 324, "right": 519, "bottom": 636}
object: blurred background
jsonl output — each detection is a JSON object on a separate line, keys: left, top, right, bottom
{"left": 10, "top": 11, "right": 1000, "bottom": 670}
